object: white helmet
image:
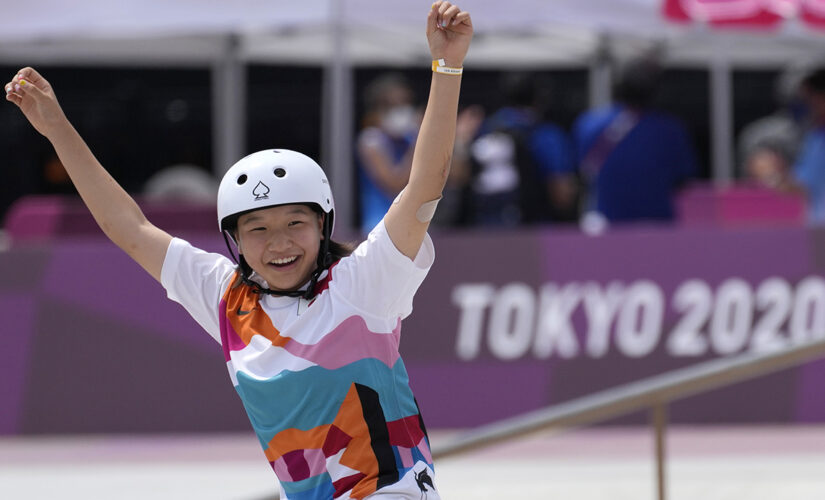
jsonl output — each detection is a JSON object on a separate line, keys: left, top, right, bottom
{"left": 217, "top": 149, "right": 335, "bottom": 236}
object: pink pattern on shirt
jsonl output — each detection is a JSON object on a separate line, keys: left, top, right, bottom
{"left": 278, "top": 315, "right": 401, "bottom": 370}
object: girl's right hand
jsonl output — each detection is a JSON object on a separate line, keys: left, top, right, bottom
{"left": 5, "top": 67, "right": 68, "bottom": 138}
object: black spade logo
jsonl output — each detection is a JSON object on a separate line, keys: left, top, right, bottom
{"left": 253, "top": 181, "right": 270, "bottom": 200}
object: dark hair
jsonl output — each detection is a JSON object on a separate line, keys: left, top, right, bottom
{"left": 613, "top": 57, "right": 662, "bottom": 109}
{"left": 500, "top": 72, "right": 539, "bottom": 108}
{"left": 307, "top": 204, "right": 357, "bottom": 261}
{"left": 363, "top": 72, "right": 413, "bottom": 112}
{"left": 328, "top": 238, "right": 356, "bottom": 260}
{"left": 802, "top": 68, "right": 825, "bottom": 96}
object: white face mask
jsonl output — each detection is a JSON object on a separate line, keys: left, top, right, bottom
{"left": 380, "top": 105, "right": 417, "bottom": 137}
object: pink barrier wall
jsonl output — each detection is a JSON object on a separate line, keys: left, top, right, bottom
{"left": 2, "top": 192, "right": 824, "bottom": 435}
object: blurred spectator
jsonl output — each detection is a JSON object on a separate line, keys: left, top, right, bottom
{"left": 436, "top": 104, "right": 482, "bottom": 227}
{"left": 792, "top": 68, "right": 825, "bottom": 224}
{"left": 355, "top": 73, "right": 419, "bottom": 233}
{"left": 467, "top": 72, "right": 577, "bottom": 226}
{"left": 573, "top": 56, "right": 697, "bottom": 226}
{"left": 738, "top": 65, "right": 808, "bottom": 191}
{"left": 143, "top": 164, "right": 218, "bottom": 203}
{"left": 744, "top": 149, "right": 795, "bottom": 191}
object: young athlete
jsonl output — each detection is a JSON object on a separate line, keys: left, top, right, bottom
{"left": 5, "top": 2, "right": 472, "bottom": 499}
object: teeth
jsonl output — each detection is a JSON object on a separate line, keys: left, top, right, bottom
{"left": 271, "top": 256, "right": 298, "bottom": 265}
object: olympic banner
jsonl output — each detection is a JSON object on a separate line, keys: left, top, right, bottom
{"left": 663, "top": 0, "right": 825, "bottom": 29}
{"left": 2, "top": 221, "right": 825, "bottom": 434}
{"left": 403, "top": 224, "right": 825, "bottom": 427}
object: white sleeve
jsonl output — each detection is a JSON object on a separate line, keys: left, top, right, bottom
{"left": 330, "top": 219, "right": 434, "bottom": 319}
{"left": 160, "top": 238, "right": 236, "bottom": 343}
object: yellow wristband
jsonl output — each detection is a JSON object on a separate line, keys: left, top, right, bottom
{"left": 432, "top": 58, "right": 463, "bottom": 75}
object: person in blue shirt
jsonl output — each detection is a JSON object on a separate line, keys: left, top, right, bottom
{"left": 792, "top": 68, "right": 825, "bottom": 224}
{"left": 355, "top": 73, "right": 419, "bottom": 233}
{"left": 573, "top": 56, "right": 697, "bottom": 225}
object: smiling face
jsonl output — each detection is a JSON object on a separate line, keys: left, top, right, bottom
{"left": 236, "top": 204, "right": 324, "bottom": 292}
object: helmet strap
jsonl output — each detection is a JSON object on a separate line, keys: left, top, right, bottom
{"left": 222, "top": 230, "right": 240, "bottom": 266}
{"left": 301, "top": 213, "right": 335, "bottom": 300}
{"left": 222, "top": 216, "right": 334, "bottom": 300}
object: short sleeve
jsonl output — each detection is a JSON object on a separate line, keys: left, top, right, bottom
{"left": 161, "top": 238, "right": 237, "bottom": 343}
{"left": 328, "top": 220, "right": 434, "bottom": 319}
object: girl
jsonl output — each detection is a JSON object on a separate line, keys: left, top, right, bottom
{"left": 5, "top": 2, "right": 472, "bottom": 499}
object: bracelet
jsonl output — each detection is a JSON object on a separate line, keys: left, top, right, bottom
{"left": 432, "top": 58, "right": 463, "bottom": 75}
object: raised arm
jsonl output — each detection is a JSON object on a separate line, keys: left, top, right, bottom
{"left": 5, "top": 68, "right": 172, "bottom": 282}
{"left": 383, "top": 1, "right": 472, "bottom": 259}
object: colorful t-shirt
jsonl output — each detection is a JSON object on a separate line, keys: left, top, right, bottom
{"left": 161, "top": 221, "right": 439, "bottom": 500}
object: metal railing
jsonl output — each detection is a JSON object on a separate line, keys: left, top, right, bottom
{"left": 254, "top": 338, "right": 825, "bottom": 500}
{"left": 431, "top": 337, "right": 825, "bottom": 499}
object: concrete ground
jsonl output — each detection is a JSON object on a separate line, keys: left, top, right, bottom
{"left": 2, "top": 426, "right": 824, "bottom": 499}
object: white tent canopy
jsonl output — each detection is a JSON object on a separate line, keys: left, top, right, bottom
{"left": 3, "top": 0, "right": 825, "bottom": 229}
{"left": 3, "top": 0, "right": 825, "bottom": 66}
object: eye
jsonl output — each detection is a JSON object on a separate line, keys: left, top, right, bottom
{"left": 249, "top": 226, "right": 266, "bottom": 232}
{"left": 288, "top": 220, "right": 303, "bottom": 227}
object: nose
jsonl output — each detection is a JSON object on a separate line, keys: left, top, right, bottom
{"left": 266, "top": 229, "right": 293, "bottom": 253}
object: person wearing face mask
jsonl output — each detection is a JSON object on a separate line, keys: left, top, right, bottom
{"left": 356, "top": 73, "right": 420, "bottom": 233}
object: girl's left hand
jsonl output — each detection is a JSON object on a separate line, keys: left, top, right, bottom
{"left": 427, "top": 2, "right": 473, "bottom": 69}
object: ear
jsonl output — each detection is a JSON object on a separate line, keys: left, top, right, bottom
{"left": 318, "top": 213, "right": 326, "bottom": 239}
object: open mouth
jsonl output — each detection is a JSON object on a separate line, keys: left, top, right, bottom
{"left": 269, "top": 255, "right": 299, "bottom": 268}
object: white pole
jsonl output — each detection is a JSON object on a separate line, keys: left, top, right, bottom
{"left": 589, "top": 35, "right": 612, "bottom": 109}
{"left": 710, "top": 57, "right": 734, "bottom": 184}
{"left": 322, "top": 0, "right": 355, "bottom": 233}
{"left": 212, "top": 34, "right": 246, "bottom": 176}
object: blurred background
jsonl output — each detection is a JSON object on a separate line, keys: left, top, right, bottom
{"left": 3, "top": 0, "right": 825, "bottom": 498}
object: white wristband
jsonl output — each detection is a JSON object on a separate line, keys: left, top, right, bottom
{"left": 432, "top": 58, "right": 463, "bottom": 75}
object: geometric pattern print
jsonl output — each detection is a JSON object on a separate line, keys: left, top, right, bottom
{"left": 218, "top": 272, "right": 433, "bottom": 499}
{"left": 265, "top": 383, "right": 432, "bottom": 499}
